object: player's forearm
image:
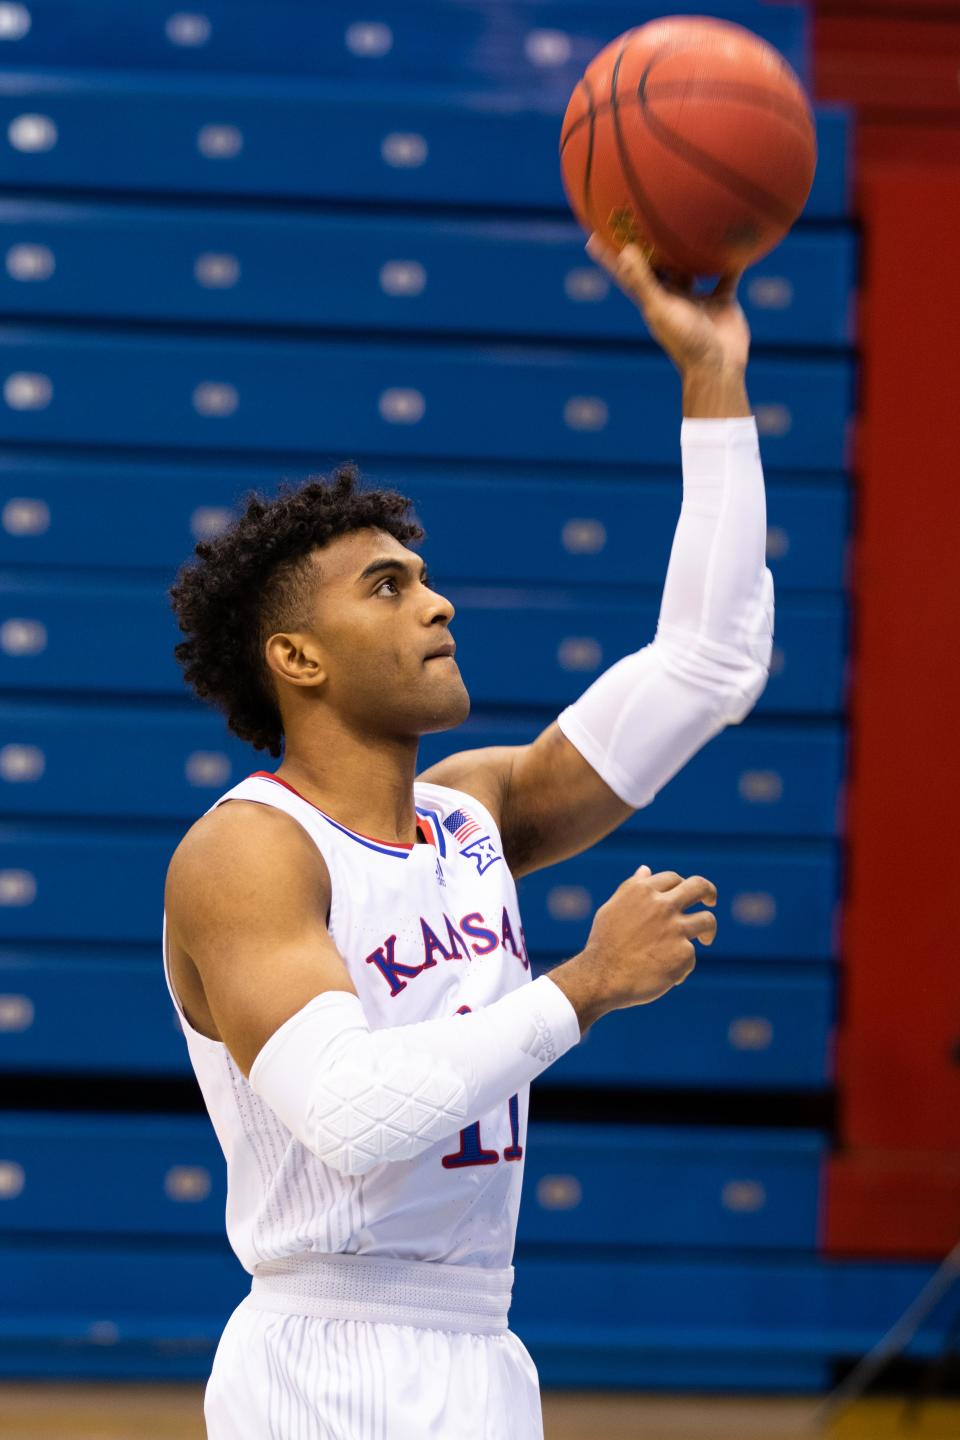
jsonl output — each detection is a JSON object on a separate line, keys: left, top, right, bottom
{"left": 247, "top": 976, "right": 581, "bottom": 1176}
{"left": 555, "top": 397, "right": 774, "bottom": 809}
{"left": 681, "top": 361, "right": 751, "bottom": 419}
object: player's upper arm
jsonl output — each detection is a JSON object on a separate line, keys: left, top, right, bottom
{"left": 164, "top": 801, "right": 357, "bottom": 1078}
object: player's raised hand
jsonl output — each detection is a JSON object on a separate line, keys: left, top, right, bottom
{"left": 585, "top": 232, "right": 750, "bottom": 377}
{"left": 551, "top": 862, "right": 718, "bottom": 1024}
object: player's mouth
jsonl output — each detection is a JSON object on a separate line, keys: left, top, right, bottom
{"left": 424, "top": 640, "right": 457, "bottom": 662}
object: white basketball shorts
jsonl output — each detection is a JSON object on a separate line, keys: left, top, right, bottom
{"left": 203, "top": 1252, "right": 544, "bottom": 1440}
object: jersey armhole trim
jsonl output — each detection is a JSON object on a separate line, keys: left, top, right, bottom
{"left": 161, "top": 914, "right": 224, "bottom": 1050}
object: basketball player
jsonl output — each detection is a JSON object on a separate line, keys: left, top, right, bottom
{"left": 163, "top": 237, "right": 772, "bottom": 1439}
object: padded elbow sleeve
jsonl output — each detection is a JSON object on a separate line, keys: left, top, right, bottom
{"left": 556, "top": 416, "right": 774, "bottom": 809}
{"left": 656, "top": 561, "right": 774, "bottom": 723}
{"left": 248, "top": 976, "right": 581, "bottom": 1176}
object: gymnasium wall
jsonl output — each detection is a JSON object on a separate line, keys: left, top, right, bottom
{"left": 811, "top": 0, "right": 960, "bottom": 1263}
{"left": 0, "top": 0, "right": 954, "bottom": 1391}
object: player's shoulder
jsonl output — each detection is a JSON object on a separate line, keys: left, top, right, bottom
{"left": 166, "top": 797, "right": 333, "bottom": 960}
{"left": 166, "top": 790, "right": 327, "bottom": 901}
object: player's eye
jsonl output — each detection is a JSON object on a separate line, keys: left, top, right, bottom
{"left": 373, "top": 570, "right": 430, "bottom": 595}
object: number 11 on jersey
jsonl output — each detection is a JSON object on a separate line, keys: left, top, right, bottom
{"left": 440, "top": 1005, "right": 524, "bottom": 1169}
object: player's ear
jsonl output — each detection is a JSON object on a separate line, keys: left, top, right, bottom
{"left": 264, "top": 631, "right": 328, "bottom": 691}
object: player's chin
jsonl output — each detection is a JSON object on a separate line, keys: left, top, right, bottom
{"left": 418, "top": 667, "right": 471, "bottom": 731}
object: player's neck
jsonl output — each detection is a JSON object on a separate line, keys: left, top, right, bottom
{"left": 274, "top": 719, "right": 422, "bottom": 845}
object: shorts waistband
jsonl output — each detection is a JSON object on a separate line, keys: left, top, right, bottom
{"left": 248, "top": 1252, "right": 514, "bottom": 1335}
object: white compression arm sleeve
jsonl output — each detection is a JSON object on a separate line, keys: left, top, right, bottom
{"left": 556, "top": 416, "right": 774, "bottom": 809}
{"left": 248, "top": 974, "right": 581, "bottom": 1177}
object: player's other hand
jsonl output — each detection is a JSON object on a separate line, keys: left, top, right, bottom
{"left": 581, "top": 863, "right": 718, "bottom": 1010}
{"left": 585, "top": 232, "right": 750, "bottom": 376}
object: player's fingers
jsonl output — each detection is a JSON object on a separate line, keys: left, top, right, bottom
{"left": 681, "top": 909, "right": 718, "bottom": 946}
{"left": 612, "top": 241, "right": 662, "bottom": 302}
{"left": 590, "top": 236, "right": 664, "bottom": 312}
{"left": 586, "top": 235, "right": 655, "bottom": 307}
{"left": 645, "top": 870, "right": 684, "bottom": 892}
{"left": 587, "top": 235, "right": 692, "bottom": 314}
{"left": 585, "top": 232, "right": 620, "bottom": 271}
{"left": 668, "top": 874, "right": 718, "bottom": 910}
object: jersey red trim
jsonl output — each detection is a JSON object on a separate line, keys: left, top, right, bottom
{"left": 248, "top": 770, "right": 434, "bottom": 850}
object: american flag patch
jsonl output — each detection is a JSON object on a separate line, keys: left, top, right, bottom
{"left": 443, "top": 808, "right": 481, "bottom": 843}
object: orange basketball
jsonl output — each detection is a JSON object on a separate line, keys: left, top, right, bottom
{"left": 559, "top": 16, "right": 817, "bottom": 279}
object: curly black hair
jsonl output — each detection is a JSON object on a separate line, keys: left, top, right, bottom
{"left": 169, "top": 462, "right": 424, "bottom": 757}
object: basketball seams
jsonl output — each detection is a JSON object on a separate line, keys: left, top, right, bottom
{"left": 643, "top": 78, "right": 813, "bottom": 141}
{"left": 561, "top": 16, "right": 817, "bottom": 272}
{"left": 560, "top": 82, "right": 810, "bottom": 156}
{"left": 637, "top": 51, "right": 798, "bottom": 229}
{"left": 581, "top": 75, "right": 596, "bottom": 221}
{"left": 560, "top": 23, "right": 642, "bottom": 156}
{"left": 609, "top": 40, "right": 692, "bottom": 269}
{"left": 561, "top": 103, "right": 588, "bottom": 155}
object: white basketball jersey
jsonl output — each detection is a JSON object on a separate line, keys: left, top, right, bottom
{"left": 161, "top": 769, "right": 536, "bottom": 1276}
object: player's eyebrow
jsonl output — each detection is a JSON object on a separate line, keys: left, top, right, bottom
{"left": 356, "top": 556, "right": 429, "bottom": 585}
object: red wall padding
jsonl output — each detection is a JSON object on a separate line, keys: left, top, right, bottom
{"left": 828, "top": 1151, "right": 960, "bottom": 1259}
{"left": 826, "top": 164, "right": 960, "bottom": 1255}
{"left": 836, "top": 165, "right": 960, "bottom": 1155}
{"left": 815, "top": 13, "right": 960, "bottom": 115}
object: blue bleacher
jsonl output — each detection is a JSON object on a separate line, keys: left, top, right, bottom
{"left": 0, "top": 328, "right": 852, "bottom": 468}
{"left": 538, "top": 966, "right": 835, "bottom": 1090}
{"left": 0, "top": 2, "right": 810, "bottom": 93}
{"left": 0, "top": 950, "right": 833, "bottom": 1089}
{"left": 0, "top": 72, "right": 849, "bottom": 217}
{"left": 0, "top": 199, "right": 855, "bottom": 347}
{"left": 0, "top": 0, "right": 862, "bottom": 1392}
{"left": 1, "top": 1236, "right": 955, "bottom": 1389}
{"left": 0, "top": 577, "right": 845, "bottom": 710}
{"left": 0, "top": 704, "right": 846, "bottom": 837}
{"left": 0, "top": 824, "right": 836, "bottom": 961}
{"left": 0, "top": 1114, "right": 825, "bottom": 1247}
{"left": 0, "top": 455, "right": 850, "bottom": 589}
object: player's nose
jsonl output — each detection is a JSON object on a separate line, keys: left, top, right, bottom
{"left": 425, "top": 586, "right": 455, "bottom": 625}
